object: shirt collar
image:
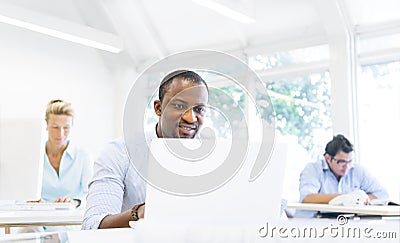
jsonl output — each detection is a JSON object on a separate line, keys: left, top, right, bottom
{"left": 155, "top": 123, "right": 159, "bottom": 138}
{"left": 64, "top": 141, "right": 75, "bottom": 160}
{"left": 321, "top": 158, "right": 330, "bottom": 170}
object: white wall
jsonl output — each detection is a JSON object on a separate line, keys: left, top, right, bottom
{"left": 108, "top": 63, "right": 139, "bottom": 137}
{"left": 0, "top": 22, "right": 116, "bottom": 157}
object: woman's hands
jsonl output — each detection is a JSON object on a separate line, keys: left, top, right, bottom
{"left": 28, "top": 197, "right": 80, "bottom": 207}
{"left": 55, "top": 197, "right": 80, "bottom": 207}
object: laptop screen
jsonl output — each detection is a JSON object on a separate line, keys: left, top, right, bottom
{"left": 0, "top": 118, "right": 46, "bottom": 200}
{"left": 144, "top": 139, "right": 288, "bottom": 227}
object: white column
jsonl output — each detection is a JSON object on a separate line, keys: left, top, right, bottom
{"left": 314, "top": 0, "right": 357, "bottom": 144}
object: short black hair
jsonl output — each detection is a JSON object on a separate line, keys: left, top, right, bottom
{"left": 158, "top": 70, "right": 208, "bottom": 103}
{"left": 324, "top": 134, "right": 353, "bottom": 157}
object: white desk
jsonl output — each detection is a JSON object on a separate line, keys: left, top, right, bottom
{"left": 0, "top": 218, "right": 399, "bottom": 242}
{"left": 0, "top": 228, "right": 135, "bottom": 242}
{"left": 286, "top": 202, "right": 400, "bottom": 216}
{"left": 0, "top": 209, "right": 84, "bottom": 234}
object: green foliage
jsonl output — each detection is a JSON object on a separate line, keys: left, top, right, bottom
{"left": 207, "top": 86, "right": 247, "bottom": 138}
{"left": 264, "top": 72, "right": 332, "bottom": 159}
{"left": 249, "top": 51, "right": 332, "bottom": 159}
{"left": 207, "top": 71, "right": 332, "bottom": 160}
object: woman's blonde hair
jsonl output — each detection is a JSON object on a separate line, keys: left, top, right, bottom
{"left": 45, "top": 99, "right": 74, "bottom": 123}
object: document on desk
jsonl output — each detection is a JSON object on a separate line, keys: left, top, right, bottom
{"left": 0, "top": 232, "right": 68, "bottom": 243}
{"left": 286, "top": 202, "right": 400, "bottom": 216}
{"left": 370, "top": 199, "right": 400, "bottom": 206}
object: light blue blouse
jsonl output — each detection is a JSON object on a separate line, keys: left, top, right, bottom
{"left": 41, "top": 141, "right": 92, "bottom": 207}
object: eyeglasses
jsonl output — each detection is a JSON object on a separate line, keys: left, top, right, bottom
{"left": 332, "top": 157, "right": 353, "bottom": 166}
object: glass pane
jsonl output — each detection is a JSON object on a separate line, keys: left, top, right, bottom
{"left": 260, "top": 71, "right": 332, "bottom": 201}
{"left": 249, "top": 44, "right": 329, "bottom": 71}
{"left": 264, "top": 71, "right": 332, "bottom": 160}
{"left": 358, "top": 33, "right": 400, "bottom": 54}
{"left": 358, "top": 61, "right": 400, "bottom": 201}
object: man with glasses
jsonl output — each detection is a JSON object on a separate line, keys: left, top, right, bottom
{"left": 298, "top": 134, "right": 388, "bottom": 213}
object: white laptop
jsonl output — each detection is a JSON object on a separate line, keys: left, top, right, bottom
{"left": 0, "top": 118, "right": 45, "bottom": 201}
{"left": 143, "top": 139, "right": 288, "bottom": 228}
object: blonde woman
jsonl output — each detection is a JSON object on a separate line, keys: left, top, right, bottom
{"left": 41, "top": 99, "right": 92, "bottom": 208}
{"left": 17, "top": 100, "right": 92, "bottom": 233}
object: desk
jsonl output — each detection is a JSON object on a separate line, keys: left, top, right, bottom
{"left": 0, "top": 228, "right": 135, "bottom": 242}
{"left": 0, "top": 218, "right": 399, "bottom": 242}
{"left": 286, "top": 202, "right": 400, "bottom": 216}
{"left": 0, "top": 209, "right": 84, "bottom": 234}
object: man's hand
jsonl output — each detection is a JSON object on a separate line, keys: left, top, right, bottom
{"left": 138, "top": 204, "right": 145, "bottom": 219}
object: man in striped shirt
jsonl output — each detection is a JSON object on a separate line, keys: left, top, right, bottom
{"left": 82, "top": 70, "right": 209, "bottom": 229}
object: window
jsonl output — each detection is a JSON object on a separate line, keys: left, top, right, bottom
{"left": 248, "top": 45, "right": 332, "bottom": 201}
{"left": 357, "top": 61, "right": 400, "bottom": 201}
{"left": 356, "top": 31, "right": 400, "bottom": 201}
{"left": 249, "top": 44, "right": 329, "bottom": 71}
{"left": 248, "top": 44, "right": 332, "bottom": 161}
{"left": 264, "top": 72, "right": 332, "bottom": 160}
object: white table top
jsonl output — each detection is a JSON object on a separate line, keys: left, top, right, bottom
{"left": 0, "top": 209, "right": 84, "bottom": 225}
{"left": 0, "top": 218, "right": 399, "bottom": 243}
{"left": 286, "top": 202, "right": 400, "bottom": 216}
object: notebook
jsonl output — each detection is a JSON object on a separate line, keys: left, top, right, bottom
{"left": 144, "top": 139, "right": 288, "bottom": 228}
{"left": 286, "top": 202, "right": 400, "bottom": 216}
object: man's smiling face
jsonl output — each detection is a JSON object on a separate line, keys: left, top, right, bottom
{"left": 154, "top": 77, "right": 208, "bottom": 138}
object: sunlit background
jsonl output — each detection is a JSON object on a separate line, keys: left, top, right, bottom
{"left": 0, "top": 0, "right": 399, "bottom": 205}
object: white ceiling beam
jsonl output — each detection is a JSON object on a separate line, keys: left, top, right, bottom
{"left": 191, "top": 0, "right": 256, "bottom": 24}
{"left": 133, "top": 0, "right": 169, "bottom": 58}
{"left": 96, "top": 0, "right": 140, "bottom": 67}
{"left": 72, "top": 0, "right": 117, "bottom": 34}
{"left": 356, "top": 20, "right": 400, "bottom": 38}
{"left": 256, "top": 60, "right": 329, "bottom": 80}
{"left": 244, "top": 34, "right": 328, "bottom": 57}
{"left": 359, "top": 47, "right": 400, "bottom": 66}
{"left": 0, "top": 2, "right": 123, "bottom": 53}
{"left": 136, "top": 32, "right": 328, "bottom": 74}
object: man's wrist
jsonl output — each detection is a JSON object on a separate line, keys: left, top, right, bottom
{"left": 131, "top": 202, "right": 145, "bottom": 221}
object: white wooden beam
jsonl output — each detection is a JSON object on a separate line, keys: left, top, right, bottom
{"left": 0, "top": 2, "right": 123, "bottom": 53}
{"left": 133, "top": 0, "right": 169, "bottom": 58}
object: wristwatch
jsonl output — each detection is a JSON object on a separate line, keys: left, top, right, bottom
{"left": 131, "top": 202, "right": 145, "bottom": 221}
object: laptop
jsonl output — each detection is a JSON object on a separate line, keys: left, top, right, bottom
{"left": 0, "top": 119, "right": 77, "bottom": 211}
{"left": 143, "top": 139, "right": 288, "bottom": 228}
{"left": 0, "top": 118, "right": 45, "bottom": 201}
